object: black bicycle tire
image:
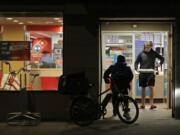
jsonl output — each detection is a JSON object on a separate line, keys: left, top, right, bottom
{"left": 116, "top": 96, "right": 139, "bottom": 124}
{"left": 70, "top": 96, "right": 96, "bottom": 126}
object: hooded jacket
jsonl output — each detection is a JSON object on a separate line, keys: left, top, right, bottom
{"left": 104, "top": 62, "right": 133, "bottom": 91}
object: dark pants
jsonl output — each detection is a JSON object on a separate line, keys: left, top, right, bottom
{"left": 139, "top": 73, "right": 155, "bottom": 87}
{"left": 112, "top": 88, "right": 128, "bottom": 114}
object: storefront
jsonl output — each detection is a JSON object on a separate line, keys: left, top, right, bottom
{"left": 0, "top": 15, "right": 63, "bottom": 91}
{"left": 0, "top": 1, "right": 180, "bottom": 121}
{"left": 101, "top": 22, "right": 173, "bottom": 108}
{"left": 0, "top": 12, "right": 70, "bottom": 121}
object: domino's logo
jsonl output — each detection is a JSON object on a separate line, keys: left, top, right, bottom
{"left": 34, "top": 44, "right": 41, "bottom": 52}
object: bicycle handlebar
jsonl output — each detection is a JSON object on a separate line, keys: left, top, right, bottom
{"left": 4, "top": 61, "right": 10, "bottom": 65}
{"left": 29, "top": 73, "right": 40, "bottom": 77}
{"left": 16, "top": 63, "right": 33, "bottom": 74}
{"left": 3, "top": 61, "right": 12, "bottom": 72}
{"left": 4, "top": 62, "right": 32, "bottom": 75}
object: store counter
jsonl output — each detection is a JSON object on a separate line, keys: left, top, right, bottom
{"left": 30, "top": 68, "right": 62, "bottom": 90}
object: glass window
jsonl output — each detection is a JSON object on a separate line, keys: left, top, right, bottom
{"left": 0, "top": 13, "right": 63, "bottom": 91}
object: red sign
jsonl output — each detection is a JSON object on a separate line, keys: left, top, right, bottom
{"left": 26, "top": 25, "right": 63, "bottom": 32}
{"left": 31, "top": 38, "right": 51, "bottom": 61}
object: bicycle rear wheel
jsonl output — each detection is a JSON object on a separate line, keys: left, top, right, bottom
{"left": 116, "top": 96, "right": 139, "bottom": 124}
{"left": 70, "top": 96, "right": 97, "bottom": 126}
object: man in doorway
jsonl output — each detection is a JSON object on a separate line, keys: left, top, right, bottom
{"left": 135, "top": 41, "right": 164, "bottom": 109}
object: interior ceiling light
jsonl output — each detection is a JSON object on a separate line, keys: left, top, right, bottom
{"left": 54, "top": 18, "right": 60, "bottom": 20}
{"left": 27, "top": 21, "right": 33, "bottom": 24}
{"left": 57, "top": 20, "right": 62, "bottom": 22}
{"left": 45, "top": 21, "right": 54, "bottom": 24}
{"left": 6, "top": 17, "right": 13, "bottom": 20}
{"left": 13, "top": 20, "right": 19, "bottom": 23}
{"left": 19, "top": 22, "right": 24, "bottom": 25}
{"left": 132, "top": 24, "right": 138, "bottom": 28}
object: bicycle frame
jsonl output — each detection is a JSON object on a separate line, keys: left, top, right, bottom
{"left": 27, "top": 74, "right": 39, "bottom": 90}
{"left": 98, "top": 77, "right": 112, "bottom": 107}
{"left": 2, "top": 62, "right": 34, "bottom": 90}
{"left": 2, "top": 71, "right": 20, "bottom": 90}
{"left": 70, "top": 77, "right": 139, "bottom": 126}
{"left": 97, "top": 78, "right": 130, "bottom": 117}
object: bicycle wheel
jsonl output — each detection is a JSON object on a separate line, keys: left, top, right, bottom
{"left": 70, "top": 96, "right": 97, "bottom": 126}
{"left": 116, "top": 96, "right": 139, "bottom": 124}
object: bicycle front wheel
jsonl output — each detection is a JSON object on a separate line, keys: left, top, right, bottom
{"left": 116, "top": 96, "right": 139, "bottom": 124}
{"left": 70, "top": 96, "right": 97, "bottom": 126}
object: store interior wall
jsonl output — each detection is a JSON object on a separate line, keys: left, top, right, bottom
{"left": 2, "top": 25, "right": 25, "bottom": 74}
{"left": 1, "top": 25, "right": 25, "bottom": 89}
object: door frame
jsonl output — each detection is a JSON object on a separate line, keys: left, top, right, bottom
{"left": 99, "top": 20, "right": 174, "bottom": 110}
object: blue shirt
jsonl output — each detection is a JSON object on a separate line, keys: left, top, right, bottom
{"left": 40, "top": 54, "right": 54, "bottom": 64}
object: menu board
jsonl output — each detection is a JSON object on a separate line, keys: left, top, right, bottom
{"left": 0, "top": 41, "right": 30, "bottom": 60}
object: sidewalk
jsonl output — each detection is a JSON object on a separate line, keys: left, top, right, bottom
{"left": 0, "top": 103, "right": 180, "bottom": 135}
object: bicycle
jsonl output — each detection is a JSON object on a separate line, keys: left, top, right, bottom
{"left": 70, "top": 78, "right": 139, "bottom": 126}
{"left": 2, "top": 61, "right": 22, "bottom": 90}
{"left": 2, "top": 62, "right": 41, "bottom": 125}
{"left": 1, "top": 61, "right": 39, "bottom": 90}
{"left": 26, "top": 73, "right": 40, "bottom": 90}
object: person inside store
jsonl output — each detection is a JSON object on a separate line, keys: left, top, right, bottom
{"left": 54, "top": 40, "right": 63, "bottom": 51}
{"left": 54, "top": 40, "right": 63, "bottom": 56}
{"left": 134, "top": 41, "right": 164, "bottom": 109}
{"left": 40, "top": 51, "right": 55, "bottom": 68}
{"left": 103, "top": 55, "right": 133, "bottom": 119}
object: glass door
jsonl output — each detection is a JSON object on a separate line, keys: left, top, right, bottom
{"left": 101, "top": 32, "right": 135, "bottom": 98}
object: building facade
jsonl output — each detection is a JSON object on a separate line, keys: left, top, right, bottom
{"left": 0, "top": 1, "right": 180, "bottom": 121}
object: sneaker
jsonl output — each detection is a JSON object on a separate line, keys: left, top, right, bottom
{"left": 140, "top": 105, "right": 145, "bottom": 109}
{"left": 123, "top": 112, "right": 131, "bottom": 120}
{"left": 150, "top": 105, "right": 157, "bottom": 110}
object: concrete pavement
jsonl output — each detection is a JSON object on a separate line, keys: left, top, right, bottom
{"left": 0, "top": 103, "right": 180, "bottom": 135}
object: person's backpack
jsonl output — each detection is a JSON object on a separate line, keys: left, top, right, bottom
{"left": 58, "top": 72, "right": 89, "bottom": 95}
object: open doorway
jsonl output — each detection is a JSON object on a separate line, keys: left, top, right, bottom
{"left": 100, "top": 21, "right": 173, "bottom": 117}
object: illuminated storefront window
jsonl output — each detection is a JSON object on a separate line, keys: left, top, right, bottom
{"left": 0, "top": 14, "right": 63, "bottom": 91}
